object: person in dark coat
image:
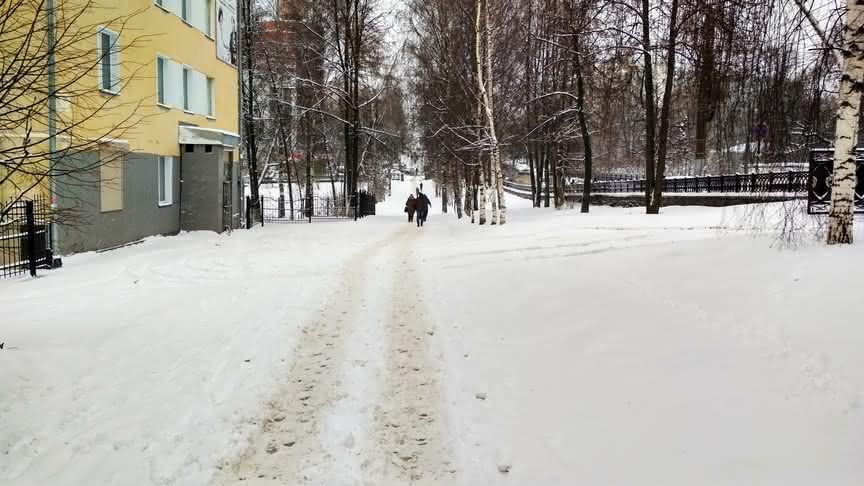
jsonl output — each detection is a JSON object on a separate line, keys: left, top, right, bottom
{"left": 405, "top": 194, "right": 417, "bottom": 222}
{"left": 414, "top": 188, "right": 432, "bottom": 227}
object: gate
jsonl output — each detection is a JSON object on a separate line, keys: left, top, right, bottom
{"left": 261, "top": 195, "right": 350, "bottom": 223}
{"left": 808, "top": 148, "right": 864, "bottom": 214}
{"left": 254, "top": 191, "right": 377, "bottom": 225}
{"left": 1, "top": 197, "right": 56, "bottom": 278}
{"left": 222, "top": 181, "right": 232, "bottom": 233}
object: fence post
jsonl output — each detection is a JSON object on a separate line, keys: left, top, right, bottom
{"left": 750, "top": 173, "right": 757, "bottom": 193}
{"left": 245, "top": 196, "right": 251, "bottom": 229}
{"left": 788, "top": 170, "right": 794, "bottom": 193}
{"left": 25, "top": 200, "right": 37, "bottom": 277}
{"left": 260, "top": 196, "right": 264, "bottom": 226}
{"left": 768, "top": 172, "right": 775, "bottom": 192}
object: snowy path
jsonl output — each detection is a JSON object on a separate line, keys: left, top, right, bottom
{"left": 3, "top": 180, "right": 864, "bottom": 485}
{"left": 213, "top": 223, "right": 454, "bottom": 485}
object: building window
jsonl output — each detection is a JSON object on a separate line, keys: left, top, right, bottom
{"left": 154, "top": 0, "right": 163, "bottom": 6}
{"left": 158, "top": 156, "right": 173, "bottom": 206}
{"left": 207, "top": 77, "right": 214, "bottom": 117}
{"left": 181, "top": 0, "right": 189, "bottom": 21}
{"left": 205, "top": 0, "right": 212, "bottom": 36}
{"left": 100, "top": 151, "right": 123, "bottom": 212}
{"left": 156, "top": 56, "right": 166, "bottom": 104}
{"left": 97, "top": 27, "right": 119, "bottom": 94}
{"left": 182, "top": 67, "right": 190, "bottom": 111}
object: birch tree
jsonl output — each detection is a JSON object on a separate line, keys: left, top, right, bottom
{"left": 801, "top": 0, "right": 864, "bottom": 244}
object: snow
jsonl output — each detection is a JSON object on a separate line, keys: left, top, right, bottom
{"left": 2, "top": 177, "right": 864, "bottom": 485}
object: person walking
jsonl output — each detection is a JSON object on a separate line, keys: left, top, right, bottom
{"left": 414, "top": 188, "right": 432, "bottom": 227}
{"left": 405, "top": 194, "right": 417, "bottom": 222}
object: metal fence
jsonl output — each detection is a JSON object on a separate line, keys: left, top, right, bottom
{"left": 507, "top": 170, "right": 811, "bottom": 197}
{"left": 248, "top": 191, "right": 376, "bottom": 226}
{"left": 808, "top": 148, "right": 864, "bottom": 214}
{"left": 1, "top": 197, "right": 56, "bottom": 278}
{"left": 580, "top": 171, "right": 809, "bottom": 194}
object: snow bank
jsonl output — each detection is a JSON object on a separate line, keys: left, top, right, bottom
{"left": 3, "top": 178, "right": 864, "bottom": 485}
{"left": 418, "top": 202, "right": 864, "bottom": 485}
{"left": 0, "top": 222, "right": 397, "bottom": 486}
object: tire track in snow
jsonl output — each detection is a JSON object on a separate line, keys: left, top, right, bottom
{"left": 212, "top": 223, "right": 453, "bottom": 485}
{"left": 373, "top": 229, "right": 455, "bottom": 482}
{"left": 212, "top": 235, "right": 388, "bottom": 485}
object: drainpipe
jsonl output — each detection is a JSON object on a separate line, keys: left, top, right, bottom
{"left": 47, "top": 0, "right": 58, "bottom": 251}
{"left": 236, "top": 0, "right": 244, "bottom": 215}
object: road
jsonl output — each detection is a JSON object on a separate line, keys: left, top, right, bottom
{"left": 213, "top": 223, "right": 454, "bottom": 485}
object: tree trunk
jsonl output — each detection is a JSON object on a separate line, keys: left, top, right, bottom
{"left": 475, "top": 0, "right": 505, "bottom": 225}
{"left": 486, "top": 0, "right": 506, "bottom": 224}
{"left": 478, "top": 161, "right": 487, "bottom": 225}
{"left": 828, "top": 1, "right": 864, "bottom": 244}
{"left": 455, "top": 163, "right": 464, "bottom": 219}
{"left": 552, "top": 145, "right": 561, "bottom": 208}
{"left": 441, "top": 166, "right": 448, "bottom": 213}
{"left": 535, "top": 150, "right": 544, "bottom": 207}
{"left": 650, "top": 0, "right": 679, "bottom": 214}
{"left": 242, "top": 0, "right": 260, "bottom": 210}
{"left": 693, "top": 4, "right": 714, "bottom": 177}
{"left": 305, "top": 113, "right": 314, "bottom": 218}
{"left": 465, "top": 164, "right": 474, "bottom": 221}
{"left": 574, "top": 35, "right": 593, "bottom": 213}
{"left": 641, "top": 0, "right": 658, "bottom": 213}
{"left": 544, "top": 146, "right": 551, "bottom": 207}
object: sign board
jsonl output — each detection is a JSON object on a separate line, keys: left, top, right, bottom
{"left": 216, "top": 0, "right": 238, "bottom": 66}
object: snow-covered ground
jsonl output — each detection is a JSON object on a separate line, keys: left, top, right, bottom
{"left": 2, "top": 177, "right": 863, "bottom": 485}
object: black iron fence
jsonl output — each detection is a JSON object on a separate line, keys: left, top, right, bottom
{"left": 247, "top": 191, "right": 376, "bottom": 226}
{"left": 808, "top": 148, "right": 864, "bottom": 214}
{"left": 1, "top": 197, "right": 56, "bottom": 278}
{"left": 580, "top": 171, "right": 809, "bottom": 194}
{"left": 506, "top": 170, "right": 810, "bottom": 197}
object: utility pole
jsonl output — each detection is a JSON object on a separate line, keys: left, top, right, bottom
{"left": 47, "top": 0, "right": 58, "bottom": 249}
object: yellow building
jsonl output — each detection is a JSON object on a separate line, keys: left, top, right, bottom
{"left": 1, "top": 0, "right": 242, "bottom": 255}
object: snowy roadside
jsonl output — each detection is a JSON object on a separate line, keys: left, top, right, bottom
{"left": 0, "top": 222, "right": 398, "bottom": 486}
{"left": 419, "top": 201, "right": 864, "bottom": 485}
{"left": 3, "top": 179, "right": 864, "bottom": 485}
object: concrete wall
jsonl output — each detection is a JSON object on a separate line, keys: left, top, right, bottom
{"left": 55, "top": 152, "right": 181, "bottom": 254}
{"left": 180, "top": 145, "right": 223, "bottom": 233}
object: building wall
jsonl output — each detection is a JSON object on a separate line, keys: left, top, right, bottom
{"left": 3, "top": 1, "right": 240, "bottom": 252}
{"left": 55, "top": 151, "right": 181, "bottom": 254}
{"left": 69, "top": 0, "right": 240, "bottom": 158}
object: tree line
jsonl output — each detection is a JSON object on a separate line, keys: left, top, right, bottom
{"left": 406, "top": 0, "right": 863, "bottom": 243}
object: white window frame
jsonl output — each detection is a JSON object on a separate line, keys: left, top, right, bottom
{"left": 181, "top": 0, "right": 191, "bottom": 22}
{"left": 206, "top": 77, "right": 215, "bottom": 118}
{"left": 182, "top": 66, "right": 191, "bottom": 112}
{"left": 158, "top": 156, "right": 174, "bottom": 206}
{"left": 156, "top": 55, "right": 168, "bottom": 106}
{"left": 97, "top": 26, "right": 120, "bottom": 95}
{"left": 204, "top": 0, "right": 213, "bottom": 37}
